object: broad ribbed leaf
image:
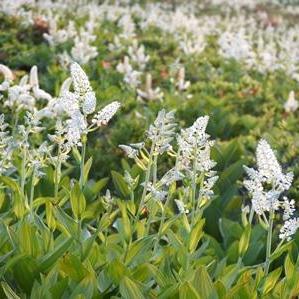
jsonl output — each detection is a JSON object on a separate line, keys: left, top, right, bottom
{"left": 188, "top": 218, "right": 205, "bottom": 253}
{"left": 179, "top": 281, "right": 201, "bottom": 299}
{"left": 120, "top": 276, "right": 145, "bottom": 299}
{"left": 111, "top": 171, "right": 130, "bottom": 197}
{"left": 125, "top": 236, "right": 153, "bottom": 265}
{"left": 38, "top": 237, "right": 73, "bottom": 272}
{"left": 192, "top": 266, "right": 218, "bottom": 299}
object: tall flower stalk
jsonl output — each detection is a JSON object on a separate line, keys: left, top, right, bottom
{"left": 244, "top": 139, "right": 299, "bottom": 274}
{"left": 176, "top": 116, "right": 218, "bottom": 226}
{"left": 60, "top": 63, "right": 121, "bottom": 190}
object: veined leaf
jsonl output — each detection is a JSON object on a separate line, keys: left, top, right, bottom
{"left": 192, "top": 266, "right": 218, "bottom": 299}
{"left": 111, "top": 171, "right": 130, "bottom": 197}
{"left": 179, "top": 281, "right": 201, "bottom": 299}
{"left": 125, "top": 236, "right": 154, "bottom": 265}
{"left": 238, "top": 225, "right": 251, "bottom": 257}
{"left": 1, "top": 282, "right": 21, "bottom": 299}
{"left": 70, "top": 182, "right": 86, "bottom": 220}
{"left": 0, "top": 176, "right": 21, "bottom": 194}
{"left": 38, "top": 237, "right": 73, "bottom": 272}
{"left": 90, "top": 177, "right": 109, "bottom": 195}
{"left": 54, "top": 207, "right": 78, "bottom": 236}
{"left": 270, "top": 241, "right": 292, "bottom": 262}
{"left": 83, "top": 157, "right": 93, "bottom": 186}
{"left": 188, "top": 218, "right": 205, "bottom": 253}
{"left": 118, "top": 200, "right": 131, "bottom": 243}
{"left": 260, "top": 267, "right": 282, "bottom": 295}
{"left": 120, "top": 276, "right": 145, "bottom": 299}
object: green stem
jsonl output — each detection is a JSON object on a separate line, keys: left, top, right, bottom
{"left": 190, "top": 155, "right": 198, "bottom": 226}
{"left": 54, "top": 145, "right": 62, "bottom": 202}
{"left": 154, "top": 152, "right": 180, "bottom": 254}
{"left": 152, "top": 154, "right": 158, "bottom": 186}
{"left": 20, "top": 147, "right": 27, "bottom": 202}
{"left": 78, "top": 218, "right": 83, "bottom": 260}
{"left": 135, "top": 143, "right": 154, "bottom": 222}
{"left": 12, "top": 112, "right": 19, "bottom": 137}
{"left": 29, "top": 168, "right": 35, "bottom": 217}
{"left": 249, "top": 206, "right": 254, "bottom": 224}
{"left": 123, "top": 239, "right": 131, "bottom": 264}
{"left": 153, "top": 199, "right": 169, "bottom": 254}
{"left": 264, "top": 210, "right": 274, "bottom": 275}
{"left": 195, "top": 173, "right": 205, "bottom": 214}
{"left": 79, "top": 135, "right": 87, "bottom": 190}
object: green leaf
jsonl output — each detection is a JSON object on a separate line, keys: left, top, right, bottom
{"left": 54, "top": 207, "right": 78, "bottom": 236}
{"left": 107, "top": 260, "right": 128, "bottom": 284}
{"left": 260, "top": 267, "right": 282, "bottom": 295}
{"left": 33, "top": 196, "right": 53, "bottom": 208}
{"left": 120, "top": 276, "right": 145, "bottom": 299}
{"left": 270, "top": 242, "right": 292, "bottom": 262}
{"left": 216, "top": 160, "right": 244, "bottom": 196}
{"left": 238, "top": 225, "right": 251, "bottom": 257}
{"left": 90, "top": 177, "right": 109, "bottom": 195}
{"left": 111, "top": 171, "right": 130, "bottom": 197}
{"left": 50, "top": 277, "right": 69, "bottom": 299}
{"left": 72, "top": 147, "right": 81, "bottom": 163}
{"left": 0, "top": 176, "right": 21, "bottom": 194}
{"left": 38, "top": 237, "right": 73, "bottom": 272}
{"left": 188, "top": 218, "right": 205, "bottom": 253}
{"left": 125, "top": 236, "right": 154, "bottom": 265}
{"left": 118, "top": 201, "right": 131, "bottom": 243}
{"left": 83, "top": 157, "right": 93, "bottom": 186}
{"left": 214, "top": 281, "right": 226, "bottom": 298}
{"left": 11, "top": 255, "right": 39, "bottom": 293}
{"left": 284, "top": 254, "right": 294, "bottom": 279}
{"left": 192, "top": 266, "right": 218, "bottom": 299}
{"left": 159, "top": 284, "right": 179, "bottom": 299}
{"left": 59, "top": 254, "right": 88, "bottom": 282}
{"left": 70, "top": 182, "right": 86, "bottom": 220}
{"left": 1, "top": 282, "right": 21, "bottom": 299}
{"left": 17, "top": 221, "right": 39, "bottom": 257}
{"left": 220, "top": 263, "right": 241, "bottom": 289}
{"left": 219, "top": 218, "right": 242, "bottom": 248}
{"left": 69, "top": 276, "right": 94, "bottom": 299}
{"left": 179, "top": 281, "right": 201, "bottom": 299}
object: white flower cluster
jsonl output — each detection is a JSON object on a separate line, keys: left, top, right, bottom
{"left": 147, "top": 109, "right": 176, "bottom": 155}
{"left": 70, "top": 27, "right": 98, "bottom": 65}
{"left": 92, "top": 101, "right": 121, "bottom": 127}
{"left": 128, "top": 40, "right": 150, "bottom": 71}
{"left": 43, "top": 14, "right": 98, "bottom": 66}
{"left": 177, "top": 117, "right": 215, "bottom": 172}
{"left": 3, "top": 0, "right": 299, "bottom": 79}
{"left": 119, "top": 110, "right": 218, "bottom": 212}
{"left": 284, "top": 91, "right": 298, "bottom": 113}
{"left": 1, "top": 65, "right": 52, "bottom": 111}
{"left": 137, "top": 74, "right": 164, "bottom": 102}
{"left": 43, "top": 16, "right": 76, "bottom": 46}
{"left": 115, "top": 38, "right": 152, "bottom": 92}
{"left": 0, "top": 64, "right": 14, "bottom": 92}
{"left": 244, "top": 139, "right": 299, "bottom": 240}
{"left": 58, "top": 62, "right": 120, "bottom": 147}
{"left": 175, "top": 67, "right": 190, "bottom": 92}
{"left": 0, "top": 115, "right": 13, "bottom": 174}
{"left": 175, "top": 199, "right": 189, "bottom": 214}
{"left": 176, "top": 116, "right": 218, "bottom": 199}
{"left": 116, "top": 56, "right": 141, "bottom": 89}
{"left": 280, "top": 217, "right": 299, "bottom": 241}
{"left": 218, "top": 29, "right": 255, "bottom": 67}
